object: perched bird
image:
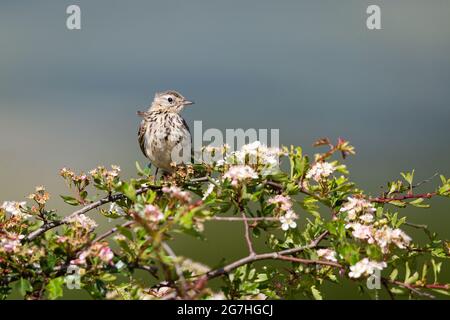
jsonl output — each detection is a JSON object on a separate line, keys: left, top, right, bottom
{"left": 137, "top": 90, "right": 194, "bottom": 173}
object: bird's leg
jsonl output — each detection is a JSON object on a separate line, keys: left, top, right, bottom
{"left": 155, "top": 167, "right": 159, "bottom": 180}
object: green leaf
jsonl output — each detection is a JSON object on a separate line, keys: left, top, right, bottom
{"left": 46, "top": 277, "right": 64, "bottom": 300}
{"left": 409, "top": 198, "right": 430, "bottom": 208}
{"left": 16, "top": 278, "right": 33, "bottom": 297}
{"left": 431, "top": 289, "right": 450, "bottom": 296}
{"left": 390, "top": 288, "right": 406, "bottom": 295}
{"left": 389, "top": 200, "right": 407, "bottom": 208}
{"left": 389, "top": 269, "right": 399, "bottom": 281}
{"left": 404, "top": 262, "right": 411, "bottom": 283}
{"left": 255, "top": 273, "right": 268, "bottom": 283}
{"left": 400, "top": 170, "right": 414, "bottom": 186}
{"left": 431, "top": 259, "right": 442, "bottom": 283}
{"left": 406, "top": 271, "right": 419, "bottom": 285}
{"left": 100, "top": 273, "right": 117, "bottom": 282}
{"left": 60, "top": 195, "right": 80, "bottom": 206}
{"left": 311, "top": 285, "right": 323, "bottom": 300}
{"left": 120, "top": 182, "right": 136, "bottom": 201}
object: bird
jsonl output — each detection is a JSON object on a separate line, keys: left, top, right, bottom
{"left": 137, "top": 90, "right": 194, "bottom": 174}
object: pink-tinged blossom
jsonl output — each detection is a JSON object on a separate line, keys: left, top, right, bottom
{"left": 279, "top": 210, "right": 298, "bottom": 231}
{"left": 223, "top": 165, "right": 258, "bottom": 187}
{"left": 70, "top": 243, "right": 114, "bottom": 265}
{"left": 70, "top": 250, "right": 89, "bottom": 265}
{"left": 162, "top": 186, "right": 192, "bottom": 203}
{"left": 66, "top": 214, "right": 98, "bottom": 231}
{"left": 98, "top": 246, "right": 114, "bottom": 263}
{"left": 0, "top": 233, "right": 24, "bottom": 253}
{"left": 317, "top": 249, "right": 338, "bottom": 262}
{"left": 339, "top": 197, "right": 376, "bottom": 221}
{"left": 359, "top": 213, "right": 375, "bottom": 224}
{"left": 268, "top": 195, "right": 293, "bottom": 212}
{"left": 349, "top": 258, "right": 387, "bottom": 279}
{"left": 144, "top": 204, "right": 164, "bottom": 222}
{"left": 374, "top": 226, "right": 412, "bottom": 253}
{"left": 346, "top": 223, "right": 374, "bottom": 243}
{"left": 305, "top": 162, "right": 335, "bottom": 182}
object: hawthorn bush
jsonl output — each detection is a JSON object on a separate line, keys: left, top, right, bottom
{"left": 1, "top": 138, "right": 450, "bottom": 300}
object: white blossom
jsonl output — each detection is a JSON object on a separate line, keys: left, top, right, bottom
{"left": 223, "top": 165, "right": 258, "bottom": 187}
{"left": 144, "top": 204, "right": 164, "bottom": 222}
{"left": 268, "top": 194, "right": 293, "bottom": 211}
{"left": 1, "top": 201, "right": 30, "bottom": 219}
{"left": 340, "top": 197, "right": 376, "bottom": 221}
{"left": 162, "top": 186, "right": 192, "bottom": 203}
{"left": 0, "top": 233, "right": 24, "bottom": 253}
{"left": 218, "top": 141, "right": 282, "bottom": 175}
{"left": 66, "top": 214, "right": 98, "bottom": 230}
{"left": 374, "top": 226, "right": 412, "bottom": 252}
{"left": 349, "top": 258, "right": 386, "bottom": 278}
{"left": 346, "top": 223, "right": 374, "bottom": 243}
{"left": 359, "top": 213, "right": 375, "bottom": 224}
{"left": 317, "top": 249, "right": 338, "bottom": 262}
{"left": 305, "top": 162, "right": 335, "bottom": 182}
{"left": 279, "top": 210, "right": 298, "bottom": 231}
{"left": 202, "top": 180, "right": 218, "bottom": 200}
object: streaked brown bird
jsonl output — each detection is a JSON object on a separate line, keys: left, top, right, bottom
{"left": 137, "top": 90, "right": 194, "bottom": 173}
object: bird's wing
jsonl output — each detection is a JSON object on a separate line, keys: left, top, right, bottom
{"left": 138, "top": 120, "right": 148, "bottom": 157}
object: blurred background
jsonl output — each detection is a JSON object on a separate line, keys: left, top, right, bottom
{"left": 1, "top": 0, "right": 449, "bottom": 299}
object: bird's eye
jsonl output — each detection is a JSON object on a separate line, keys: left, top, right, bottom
{"left": 168, "top": 97, "right": 173, "bottom": 103}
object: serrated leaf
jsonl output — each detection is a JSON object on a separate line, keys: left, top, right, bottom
{"left": 120, "top": 182, "right": 136, "bottom": 201}
{"left": 46, "top": 277, "right": 64, "bottom": 300}
{"left": 400, "top": 170, "right": 414, "bottom": 186}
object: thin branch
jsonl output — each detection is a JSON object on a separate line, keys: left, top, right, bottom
{"left": 92, "top": 220, "right": 134, "bottom": 243}
{"left": 205, "top": 231, "right": 329, "bottom": 279}
{"left": 388, "top": 279, "right": 436, "bottom": 299}
{"left": 370, "top": 192, "right": 437, "bottom": 204}
{"left": 24, "top": 185, "right": 159, "bottom": 241}
{"left": 210, "top": 216, "right": 279, "bottom": 222}
{"left": 383, "top": 172, "right": 439, "bottom": 197}
{"left": 241, "top": 210, "right": 256, "bottom": 256}
{"left": 161, "top": 242, "right": 187, "bottom": 298}
{"left": 276, "top": 255, "right": 342, "bottom": 268}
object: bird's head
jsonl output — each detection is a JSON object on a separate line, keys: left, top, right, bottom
{"left": 150, "top": 90, "right": 194, "bottom": 113}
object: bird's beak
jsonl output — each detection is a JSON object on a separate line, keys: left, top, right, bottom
{"left": 183, "top": 100, "right": 195, "bottom": 106}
